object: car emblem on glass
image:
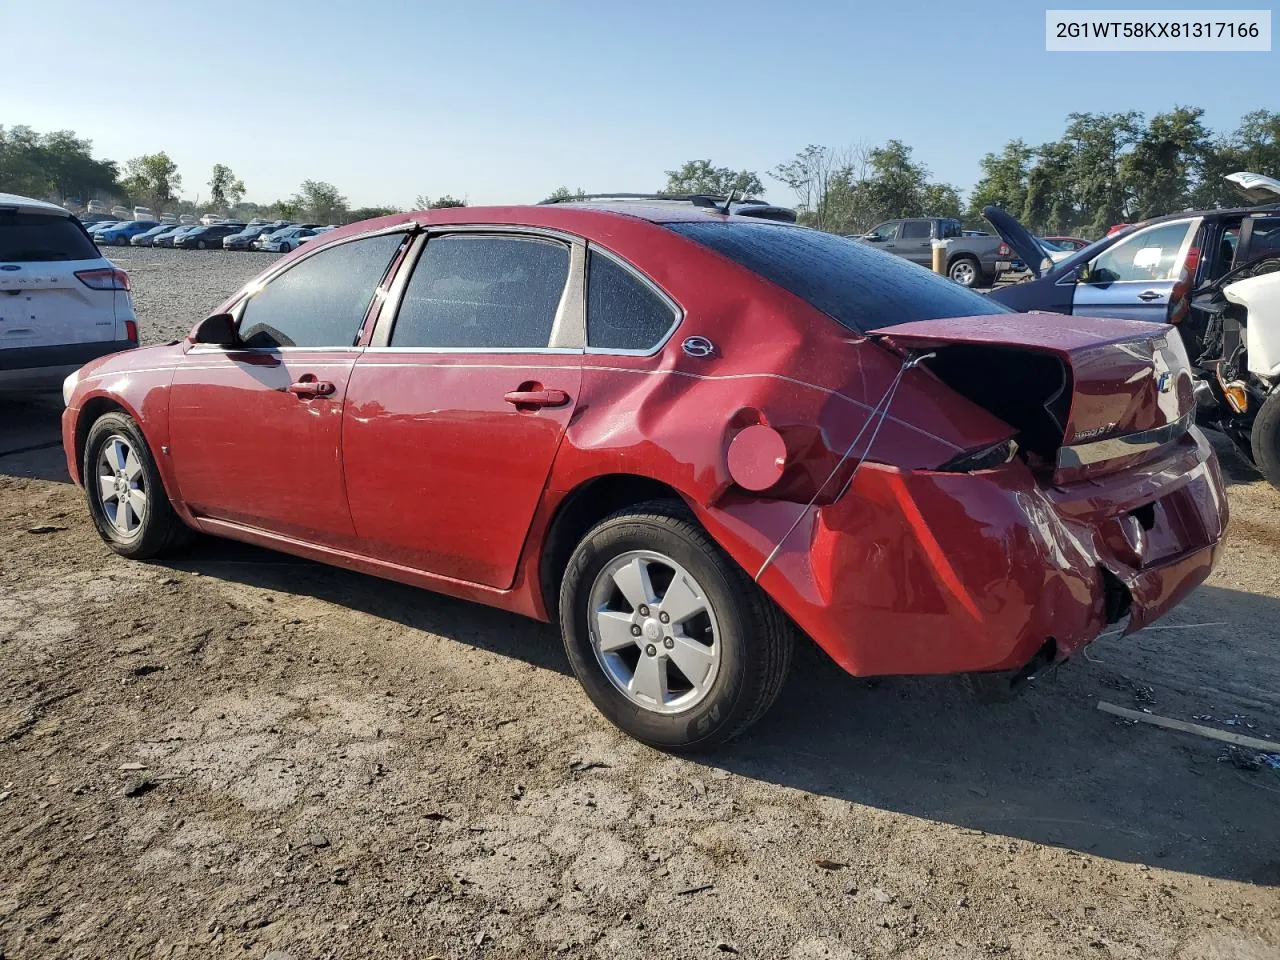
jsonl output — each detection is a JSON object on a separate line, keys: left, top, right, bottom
{"left": 0, "top": 264, "right": 20, "bottom": 271}
{"left": 681, "top": 336, "right": 715, "bottom": 358}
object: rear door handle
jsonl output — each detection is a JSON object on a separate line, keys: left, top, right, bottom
{"left": 1137, "top": 290, "right": 1165, "bottom": 302}
{"left": 287, "top": 378, "right": 335, "bottom": 397}
{"left": 504, "top": 388, "right": 570, "bottom": 409}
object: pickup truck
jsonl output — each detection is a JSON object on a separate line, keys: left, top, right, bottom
{"left": 855, "top": 217, "right": 1023, "bottom": 287}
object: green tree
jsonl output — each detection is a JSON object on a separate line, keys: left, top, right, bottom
{"left": 120, "top": 152, "right": 182, "bottom": 208}
{"left": 208, "top": 163, "right": 246, "bottom": 211}
{"left": 662, "top": 160, "right": 763, "bottom": 197}
{"left": 1193, "top": 110, "right": 1280, "bottom": 208}
{"left": 967, "top": 139, "right": 1032, "bottom": 222}
{"left": 770, "top": 144, "right": 852, "bottom": 230}
{"left": 292, "top": 180, "right": 348, "bottom": 223}
{"left": 1120, "top": 107, "right": 1212, "bottom": 219}
{"left": 347, "top": 205, "right": 403, "bottom": 222}
{"left": 414, "top": 194, "right": 467, "bottom": 209}
{"left": 0, "top": 125, "right": 120, "bottom": 202}
{"left": 547, "top": 186, "right": 587, "bottom": 201}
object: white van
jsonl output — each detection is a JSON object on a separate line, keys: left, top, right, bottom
{"left": 0, "top": 193, "right": 139, "bottom": 391}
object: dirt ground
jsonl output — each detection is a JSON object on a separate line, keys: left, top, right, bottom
{"left": 2, "top": 252, "right": 1279, "bottom": 958}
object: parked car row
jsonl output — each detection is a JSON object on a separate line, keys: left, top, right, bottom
{"left": 83, "top": 217, "right": 337, "bottom": 252}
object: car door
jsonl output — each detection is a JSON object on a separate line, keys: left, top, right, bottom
{"left": 1072, "top": 218, "right": 1200, "bottom": 322}
{"left": 343, "top": 229, "right": 583, "bottom": 588}
{"left": 862, "top": 221, "right": 900, "bottom": 251}
{"left": 895, "top": 219, "right": 934, "bottom": 265}
{"left": 167, "top": 230, "right": 408, "bottom": 544}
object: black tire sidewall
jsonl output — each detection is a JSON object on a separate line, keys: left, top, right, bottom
{"left": 1251, "top": 391, "right": 1280, "bottom": 490}
{"left": 83, "top": 412, "right": 172, "bottom": 559}
{"left": 559, "top": 512, "right": 759, "bottom": 750}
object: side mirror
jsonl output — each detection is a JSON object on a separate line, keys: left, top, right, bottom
{"left": 191, "top": 313, "right": 239, "bottom": 347}
{"left": 862, "top": 234, "right": 883, "bottom": 242}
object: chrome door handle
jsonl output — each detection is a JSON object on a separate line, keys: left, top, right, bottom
{"left": 287, "top": 378, "right": 335, "bottom": 397}
{"left": 1137, "top": 290, "right": 1164, "bottom": 302}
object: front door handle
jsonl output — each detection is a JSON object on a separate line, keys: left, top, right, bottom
{"left": 1137, "top": 290, "right": 1165, "bottom": 302}
{"left": 504, "top": 388, "right": 570, "bottom": 409}
{"left": 287, "top": 377, "right": 335, "bottom": 397}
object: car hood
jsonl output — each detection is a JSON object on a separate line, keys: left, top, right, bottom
{"left": 1225, "top": 171, "right": 1280, "bottom": 205}
{"left": 981, "top": 206, "right": 1053, "bottom": 278}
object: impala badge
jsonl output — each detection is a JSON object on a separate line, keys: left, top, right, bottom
{"left": 1156, "top": 371, "right": 1172, "bottom": 393}
{"left": 682, "top": 336, "right": 715, "bottom": 358}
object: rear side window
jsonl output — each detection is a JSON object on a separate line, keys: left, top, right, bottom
{"left": 391, "top": 234, "right": 569, "bottom": 349}
{"left": 586, "top": 250, "right": 677, "bottom": 352}
{"left": 667, "top": 221, "right": 1011, "bottom": 333}
{"left": 940, "top": 220, "right": 963, "bottom": 239}
{"left": 0, "top": 212, "right": 98, "bottom": 262}
{"left": 238, "top": 232, "right": 404, "bottom": 348}
{"left": 900, "top": 221, "right": 931, "bottom": 239}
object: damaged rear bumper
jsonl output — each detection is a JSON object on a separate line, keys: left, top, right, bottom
{"left": 701, "top": 428, "right": 1227, "bottom": 679}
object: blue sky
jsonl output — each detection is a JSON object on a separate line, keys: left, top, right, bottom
{"left": 6, "top": 0, "right": 1276, "bottom": 208}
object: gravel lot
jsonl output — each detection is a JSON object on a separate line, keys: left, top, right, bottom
{"left": 1, "top": 252, "right": 1279, "bottom": 959}
{"left": 105, "top": 247, "right": 280, "bottom": 344}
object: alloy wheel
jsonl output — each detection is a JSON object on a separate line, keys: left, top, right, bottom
{"left": 97, "top": 434, "right": 147, "bottom": 537}
{"left": 950, "top": 260, "right": 977, "bottom": 286}
{"left": 587, "top": 550, "right": 721, "bottom": 714}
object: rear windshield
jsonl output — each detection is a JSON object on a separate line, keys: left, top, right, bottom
{"left": 667, "top": 221, "right": 1010, "bottom": 332}
{"left": 0, "top": 212, "right": 99, "bottom": 262}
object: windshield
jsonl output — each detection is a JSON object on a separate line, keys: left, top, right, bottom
{"left": 667, "top": 221, "right": 1010, "bottom": 333}
{"left": 0, "top": 212, "right": 100, "bottom": 262}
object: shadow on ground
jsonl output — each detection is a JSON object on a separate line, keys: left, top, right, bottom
{"left": 0, "top": 394, "right": 70, "bottom": 483}
{"left": 157, "top": 532, "right": 1280, "bottom": 888}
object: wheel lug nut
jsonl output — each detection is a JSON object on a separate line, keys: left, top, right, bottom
{"left": 644, "top": 644, "right": 657, "bottom": 657}
{"left": 630, "top": 625, "right": 642, "bottom": 637}
{"left": 663, "top": 637, "right": 674, "bottom": 649}
{"left": 638, "top": 605, "right": 649, "bottom": 617}
{"left": 659, "top": 612, "right": 670, "bottom": 624}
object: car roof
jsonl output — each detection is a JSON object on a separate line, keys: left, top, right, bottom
{"left": 1130, "top": 203, "right": 1280, "bottom": 229}
{"left": 0, "top": 192, "right": 73, "bottom": 217}
{"left": 311, "top": 203, "right": 798, "bottom": 250}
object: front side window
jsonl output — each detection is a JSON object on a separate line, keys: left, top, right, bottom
{"left": 1088, "top": 220, "right": 1196, "bottom": 283}
{"left": 899, "top": 220, "right": 931, "bottom": 240}
{"left": 586, "top": 250, "right": 677, "bottom": 352}
{"left": 238, "top": 232, "right": 404, "bottom": 348}
{"left": 390, "top": 234, "right": 569, "bottom": 349}
{"left": 866, "top": 222, "right": 898, "bottom": 242}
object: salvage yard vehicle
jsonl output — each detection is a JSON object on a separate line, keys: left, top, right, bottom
{"left": 60, "top": 199, "right": 1227, "bottom": 748}
{"left": 986, "top": 173, "right": 1280, "bottom": 324}
{"left": 1, "top": 193, "right": 138, "bottom": 391}
{"left": 173, "top": 222, "right": 246, "bottom": 249}
{"left": 1189, "top": 256, "right": 1280, "bottom": 488}
{"left": 857, "top": 217, "right": 1031, "bottom": 287}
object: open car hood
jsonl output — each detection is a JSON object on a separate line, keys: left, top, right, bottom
{"left": 982, "top": 205, "right": 1052, "bottom": 279}
{"left": 1225, "top": 171, "right": 1280, "bottom": 205}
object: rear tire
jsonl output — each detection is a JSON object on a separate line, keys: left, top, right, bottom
{"left": 948, "top": 256, "right": 983, "bottom": 288}
{"left": 558, "top": 500, "right": 794, "bottom": 751}
{"left": 83, "top": 412, "right": 189, "bottom": 560}
{"left": 196, "top": 240, "right": 207, "bottom": 250}
{"left": 1250, "top": 390, "right": 1280, "bottom": 491}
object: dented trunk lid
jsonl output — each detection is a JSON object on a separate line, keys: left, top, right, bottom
{"left": 872, "top": 313, "right": 1196, "bottom": 480}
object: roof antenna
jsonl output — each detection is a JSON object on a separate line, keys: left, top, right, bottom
{"left": 719, "top": 189, "right": 737, "bottom": 215}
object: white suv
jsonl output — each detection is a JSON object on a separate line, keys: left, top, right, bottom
{"left": 0, "top": 193, "right": 138, "bottom": 391}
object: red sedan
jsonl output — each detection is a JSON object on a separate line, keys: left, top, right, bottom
{"left": 60, "top": 199, "right": 1228, "bottom": 749}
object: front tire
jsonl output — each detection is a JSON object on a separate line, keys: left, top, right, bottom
{"left": 83, "top": 412, "right": 188, "bottom": 559}
{"left": 948, "top": 256, "right": 983, "bottom": 288}
{"left": 1250, "top": 390, "right": 1280, "bottom": 491}
{"left": 196, "top": 240, "right": 207, "bottom": 250}
{"left": 558, "top": 500, "right": 794, "bottom": 750}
